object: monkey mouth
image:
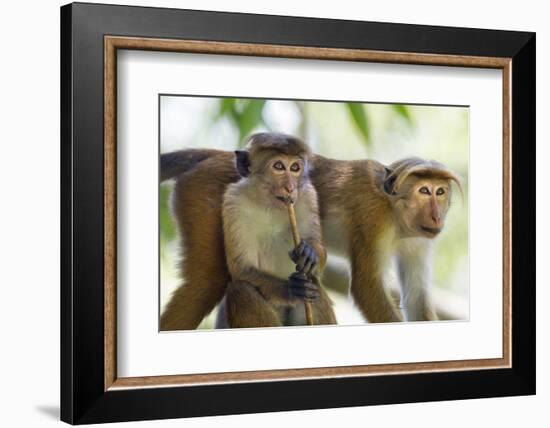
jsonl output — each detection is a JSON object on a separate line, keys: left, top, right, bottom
{"left": 276, "top": 195, "right": 294, "bottom": 205}
{"left": 420, "top": 226, "right": 442, "bottom": 236}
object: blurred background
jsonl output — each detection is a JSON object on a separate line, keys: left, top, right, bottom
{"left": 160, "top": 96, "right": 469, "bottom": 328}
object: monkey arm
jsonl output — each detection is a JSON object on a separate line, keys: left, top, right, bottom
{"left": 396, "top": 242, "right": 438, "bottom": 321}
{"left": 351, "top": 266, "right": 403, "bottom": 323}
{"left": 350, "top": 236, "right": 404, "bottom": 323}
{"left": 395, "top": 279, "right": 438, "bottom": 321}
{"left": 289, "top": 181, "right": 326, "bottom": 274}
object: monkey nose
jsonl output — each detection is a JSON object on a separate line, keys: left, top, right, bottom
{"left": 284, "top": 185, "right": 295, "bottom": 194}
{"left": 431, "top": 215, "right": 441, "bottom": 226}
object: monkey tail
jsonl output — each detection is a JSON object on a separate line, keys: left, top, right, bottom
{"left": 160, "top": 149, "right": 221, "bottom": 182}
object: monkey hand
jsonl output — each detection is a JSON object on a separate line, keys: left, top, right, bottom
{"left": 288, "top": 271, "right": 320, "bottom": 301}
{"left": 289, "top": 240, "right": 319, "bottom": 275}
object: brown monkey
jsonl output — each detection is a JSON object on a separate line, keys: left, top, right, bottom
{"left": 214, "top": 134, "right": 336, "bottom": 328}
{"left": 311, "top": 156, "right": 461, "bottom": 322}
{"left": 160, "top": 135, "right": 460, "bottom": 329}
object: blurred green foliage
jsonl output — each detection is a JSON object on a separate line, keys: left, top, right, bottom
{"left": 159, "top": 183, "right": 176, "bottom": 261}
{"left": 160, "top": 184, "right": 176, "bottom": 242}
{"left": 213, "top": 98, "right": 408, "bottom": 149}
{"left": 392, "top": 104, "right": 413, "bottom": 123}
{"left": 346, "top": 102, "right": 370, "bottom": 145}
{"left": 218, "top": 98, "right": 267, "bottom": 144}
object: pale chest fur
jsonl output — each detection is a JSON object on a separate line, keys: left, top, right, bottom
{"left": 225, "top": 194, "right": 315, "bottom": 280}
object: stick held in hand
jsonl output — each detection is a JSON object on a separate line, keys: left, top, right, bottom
{"left": 286, "top": 200, "right": 314, "bottom": 326}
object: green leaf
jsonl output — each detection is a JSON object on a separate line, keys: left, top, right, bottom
{"left": 160, "top": 184, "right": 176, "bottom": 242}
{"left": 236, "top": 100, "right": 266, "bottom": 142}
{"left": 392, "top": 104, "right": 413, "bottom": 124}
{"left": 219, "top": 98, "right": 236, "bottom": 119}
{"left": 346, "top": 102, "right": 369, "bottom": 144}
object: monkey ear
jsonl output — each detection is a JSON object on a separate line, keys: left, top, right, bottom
{"left": 235, "top": 150, "right": 251, "bottom": 177}
{"left": 383, "top": 167, "right": 397, "bottom": 195}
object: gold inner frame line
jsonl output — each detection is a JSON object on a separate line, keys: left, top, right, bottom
{"left": 104, "top": 35, "right": 512, "bottom": 391}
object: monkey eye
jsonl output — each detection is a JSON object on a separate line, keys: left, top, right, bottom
{"left": 290, "top": 163, "right": 301, "bottom": 172}
{"left": 273, "top": 161, "right": 285, "bottom": 171}
{"left": 419, "top": 186, "right": 431, "bottom": 195}
{"left": 436, "top": 188, "right": 446, "bottom": 196}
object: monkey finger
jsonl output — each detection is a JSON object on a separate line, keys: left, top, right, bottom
{"left": 290, "top": 242, "right": 308, "bottom": 264}
{"left": 296, "top": 258, "right": 306, "bottom": 272}
{"left": 298, "top": 241, "right": 310, "bottom": 258}
{"left": 289, "top": 279, "right": 316, "bottom": 292}
{"left": 301, "top": 282, "right": 320, "bottom": 300}
{"left": 295, "top": 251, "right": 309, "bottom": 271}
{"left": 289, "top": 285, "right": 308, "bottom": 299}
{"left": 302, "top": 281, "right": 319, "bottom": 291}
{"left": 299, "top": 257, "right": 314, "bottom": 274}
{"left": 303, "top": 250, "right": 319, "bottom": 274}
{"left": 304, "top": 289, "right": 320, "bottom": 300}
{"left": 306, "top": 258, "right": 318, "bottom": 275}
{"left": 300, "top": 246, "right": 315, "bottom": 269}
{"left": 288, "top": 272, "right": 308, "bottom": 286}
{"left": 307, "top": 245, "right": 319, "bottom": 262}
{"left": 290, "top": 286, "right": 319, "bottom": 301}
{"left": 293, "top": 280, "right": 318, "bottom": 293}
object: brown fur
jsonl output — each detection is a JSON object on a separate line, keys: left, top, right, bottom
{"left": 160, "top": 139, "right": 459, "bottom": 329}
{"left": 160, "top": 151, "right": 236, "bottom": 330}
{"left": 245, "top": 132, "right": 312, "bottom": 159}
{"left": 309, "top": 156, "right": 403, "bottom": 322}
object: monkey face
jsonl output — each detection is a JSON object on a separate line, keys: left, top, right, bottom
{"left": 395, "top": 177, "right": 451, "bottom": 239}
{"left": 264, "top": 155, "right": 305, "bottom": 208}
{"left": 235, "top": 149, "right": 308, "bottom": 208}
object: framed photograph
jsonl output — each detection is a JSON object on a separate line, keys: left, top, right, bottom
{"left": 61, "top": 2, "right": 535, "bottom": 424}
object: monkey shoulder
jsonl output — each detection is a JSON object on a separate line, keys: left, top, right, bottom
{"left": 294, "top": 197, "right": 321, "bottom": 238}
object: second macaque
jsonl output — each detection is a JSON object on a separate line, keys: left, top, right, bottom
{"left": 215, "top": 134, "right": 336, "bottom": 328}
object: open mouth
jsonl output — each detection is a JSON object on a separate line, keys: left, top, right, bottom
{"left": 420, "top": 226, "right": 442, "bottom": 236}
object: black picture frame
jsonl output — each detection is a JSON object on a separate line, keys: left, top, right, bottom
{"left": 60, "top": 2, "right": 535, "bottom": 424}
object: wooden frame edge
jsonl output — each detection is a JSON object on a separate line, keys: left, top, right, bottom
{"left": 110, "top": 357, "right": 508, "bottom": 390}
{"left": 106, "top": 35, "right": 510, "bottom": 68}
{"left": 502, "top": 61, "right": 513, "bottom": 369}
{"left": 103, "top": 35, "right": 513, "bottom": 391}
{"left": 104, "top": 36, "right": 117, "bottom": 390}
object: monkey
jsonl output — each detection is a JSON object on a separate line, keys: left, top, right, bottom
{"left": 214, "top": 133, "right": 336, "bottom": 328}
{"left": 310, "top": 156, "right": 461, "bottom": 322}
{"left": 159, "top": 133, "right": 461, "bottom": 329}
